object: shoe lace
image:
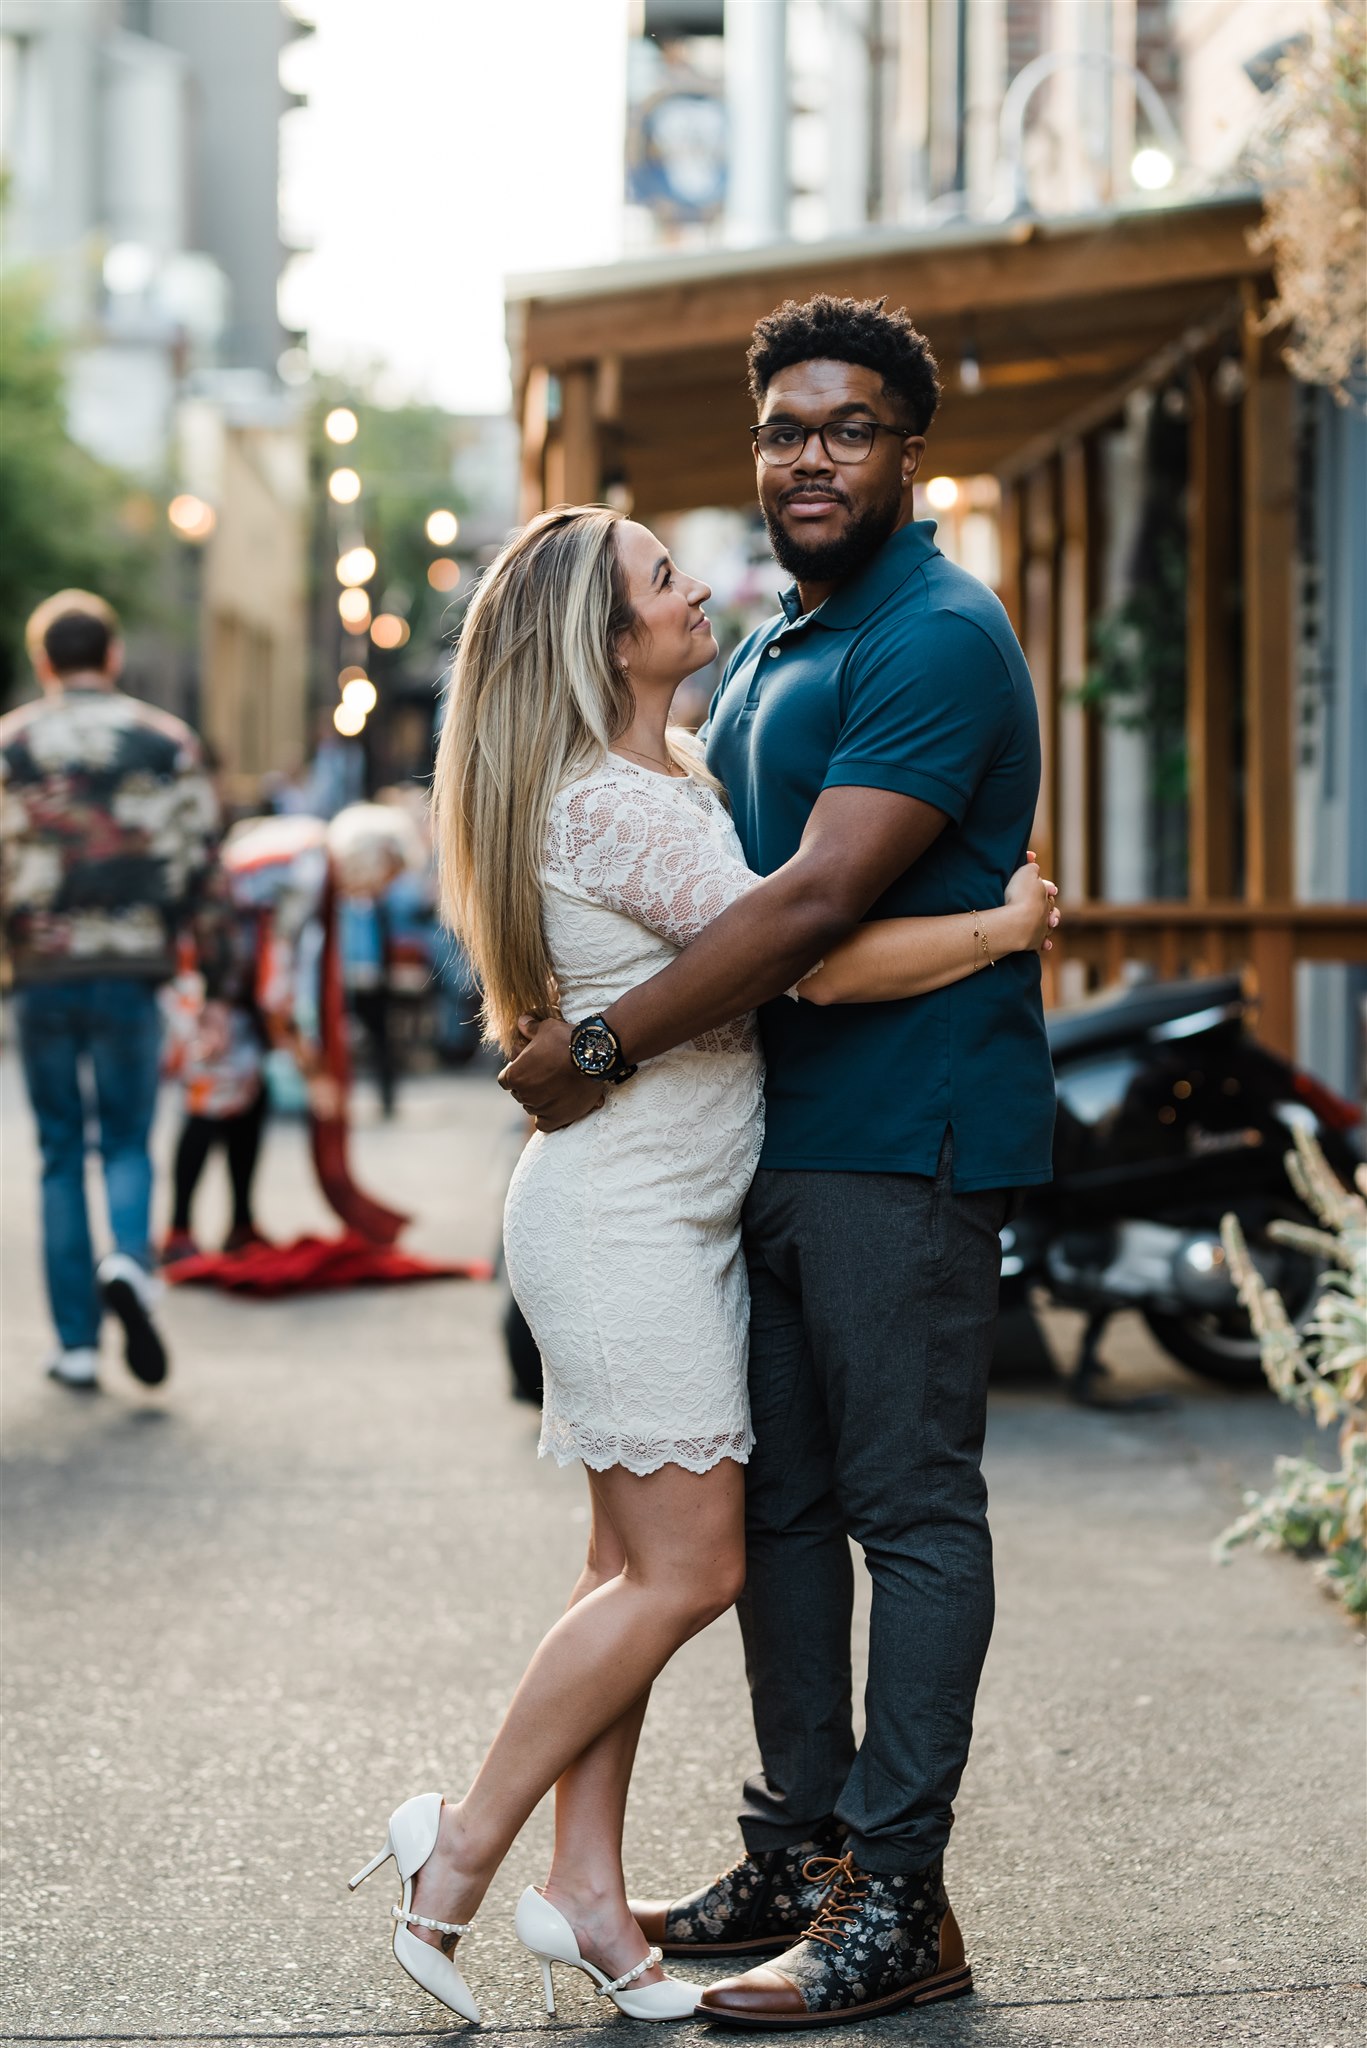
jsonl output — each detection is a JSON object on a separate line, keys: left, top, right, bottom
{"left": 799, "top": 1852, "right": 868, "bottom": 1950}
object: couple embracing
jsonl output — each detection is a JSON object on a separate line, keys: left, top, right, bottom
{"left": 349, "top": 294, "right": 1058, "bottom": 2028}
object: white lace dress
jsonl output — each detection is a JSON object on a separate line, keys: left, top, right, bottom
{"left": 502, "top": 755, "right": 765, "bottom": 1476}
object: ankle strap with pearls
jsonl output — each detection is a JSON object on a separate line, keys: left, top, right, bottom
{"left": 393, "top": 1905, "right": 473, "bottom": 1937}
{"left": 598, "top": 1946, "right": 663, "bottom": 1995}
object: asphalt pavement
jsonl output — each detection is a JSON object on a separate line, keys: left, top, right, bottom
{"left": 1, "top": 1043, "right": 1363, "bottom": 2048}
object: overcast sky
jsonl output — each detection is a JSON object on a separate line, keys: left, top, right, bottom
{"left": 279, "top": 0, "right": 629, "bottom": 414}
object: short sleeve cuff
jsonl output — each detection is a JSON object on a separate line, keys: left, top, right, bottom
{"left": 821, "top": 759, "right": 969, "bottom": 824}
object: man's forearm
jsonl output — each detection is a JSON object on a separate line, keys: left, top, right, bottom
{"left": 604, "top": 868, "right": 853, "bottom": 1064}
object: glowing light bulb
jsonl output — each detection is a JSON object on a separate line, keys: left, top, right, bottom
{"left": 325, "top": 407, "right": 359, "bottom": 445}
{"left": 338, "top": 589, "right": 371, "bottom": 630}
{"left": 425, "top": 509, "right": 459, "bottom": 547}
{"left": 336, "top": 545, "right": 377, "bottom": 587}
{"left": 333, "top": 701, "right": 367, "bottom": 737}
{"left": 1131, "top": 147, "right": 1174, "bottom": 192}
{"left": 924, "top": 476, "right": 959, "bottom": 512}
{"left": 427, "top": 558, "right": 461, "bottom": 592}
{"left": 328, "top": 467, "right": 362, "bottom": 505}
{"left": 167, "top": 494, "right": 216, "bottom": 542}
{"left": 342, "top": 675, "right": 378, "bottom": 715}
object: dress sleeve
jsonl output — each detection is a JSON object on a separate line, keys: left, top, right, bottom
{"left": 548, "top": 775, "right": 760, "bottom": 949}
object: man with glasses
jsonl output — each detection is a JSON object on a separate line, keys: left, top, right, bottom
{"left": 502, "top": 294, "right": 1055, "bottom": 2025}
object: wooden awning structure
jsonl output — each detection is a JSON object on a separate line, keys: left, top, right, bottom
{"left": 507, "top": 196, "right": 1268, "bottom": 517}
{"left": 506, "top": 198, "right": 1367, "bottom": 1062}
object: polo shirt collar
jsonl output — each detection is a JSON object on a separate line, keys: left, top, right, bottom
{"left": 777, "top": 518, "right": 941, "bottom": 631}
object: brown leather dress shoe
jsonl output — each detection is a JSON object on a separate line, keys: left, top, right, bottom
{"left": 697, "top": 1853, "right": 972, "bottom": 2027}
{"left": 629, "top": 1824, "right": 846, "bottom": 1957}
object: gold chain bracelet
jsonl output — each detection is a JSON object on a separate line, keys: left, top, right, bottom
{"left": 971, "top": 912, "right": 996, "bottom": 970}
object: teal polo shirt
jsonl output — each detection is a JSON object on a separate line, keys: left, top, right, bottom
{"left": 705, "top": 518, "right": 1055, "bottom": 1191}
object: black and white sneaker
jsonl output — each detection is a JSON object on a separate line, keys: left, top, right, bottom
{"left": 45, "top": 1347, "right": 101, "bottom": 1392}
{"left": 97, "top": 1254, "right": 169, "bottom": 1386}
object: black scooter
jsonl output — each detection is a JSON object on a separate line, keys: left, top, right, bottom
{"left": 1002, "top": 974, "right": 1364, "bottom": 1399}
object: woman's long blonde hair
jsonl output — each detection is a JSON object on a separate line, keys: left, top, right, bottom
{"left": 431, "top": 505, "right": 710, "bottom": 1052}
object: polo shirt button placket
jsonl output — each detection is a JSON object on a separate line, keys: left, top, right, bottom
{"left": 767, "top": 645, "right": 781, "bottom": 658}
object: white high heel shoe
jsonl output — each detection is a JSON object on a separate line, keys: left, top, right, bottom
{"left": 348, "top": 1792, "right": 480, "bottom": 2023}
{"left": 515, "top": 1885, "right": 700, "bottom": 2022}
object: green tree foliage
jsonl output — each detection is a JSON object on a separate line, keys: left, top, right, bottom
{"left": 0, "top": 270, "right": 155, "bottom": 706}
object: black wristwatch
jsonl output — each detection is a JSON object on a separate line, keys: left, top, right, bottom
{"left": 568, "top": 1013, "right": 638, "bottom": 1086}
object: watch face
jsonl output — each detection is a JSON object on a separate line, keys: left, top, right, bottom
{"left": 571, "top": 1020, "right": 617, "bottom": 1077}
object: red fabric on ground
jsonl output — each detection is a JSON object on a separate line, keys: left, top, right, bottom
{"left": 165, "top": 1233, "right": 494, "bottom": 1297}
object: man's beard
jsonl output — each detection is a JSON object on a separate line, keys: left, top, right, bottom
{"left": 762, "top": 481, "right": 903, "bottom": 587}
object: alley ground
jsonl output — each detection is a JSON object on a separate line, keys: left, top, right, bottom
{"left": 2, "top": 1042, "right": 1362, "bottom": 2048}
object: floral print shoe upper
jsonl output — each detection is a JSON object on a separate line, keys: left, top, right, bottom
{"left": 629, "top": 1822, "right": 847, "bottom": 1957}
{"left": 697, "top": 1852, "right": 973, "bottom": 2026}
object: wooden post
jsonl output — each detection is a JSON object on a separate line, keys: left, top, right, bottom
{"left": 559, "top": 365, "right": 601, "bottom": 504}
{"left": 997, "top": 480, "right": 1025, "bottom": 642}
{"left": 1023, "top": 459, "right": 1061, "bottom": 880}
{"left": 1057, "top": 440, "right": 1100, "bottom": 900}
{"left": 1250, "top": 920, "right": 1296, "bottom": 1057}
{"left": 1241, "top": 292, "right": 1295, "bottom": 906}
{"left": 1187, "top": 353, "right": 1237, "bottom": 900}
{"left": 519, "top": 365, "right": 551, "bottom": 521}
{"left": 1241, "top": 288, "right": 1296, "bottom": 1055}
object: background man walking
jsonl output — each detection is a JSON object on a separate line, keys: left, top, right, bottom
{"left": 1, "top": 591, "right": 219, "bottom": 1391}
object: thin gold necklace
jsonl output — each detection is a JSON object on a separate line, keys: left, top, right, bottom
{"left": 615, "top": 741, "right": 682, "bottom": 776}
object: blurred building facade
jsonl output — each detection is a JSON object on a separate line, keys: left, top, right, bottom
{"left": 514, "top": 0, "right": 1364, "bottom": 1093}
{"left": 1, "top": 0, "right": 308, "bottom": 784}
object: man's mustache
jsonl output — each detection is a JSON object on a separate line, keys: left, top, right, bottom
{"left": 776, "top": 484, "right": 852, "bottom": 511}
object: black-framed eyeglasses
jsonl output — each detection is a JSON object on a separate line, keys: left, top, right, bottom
{"left": 749, "top": 419, "right": 910, "bottom": 467}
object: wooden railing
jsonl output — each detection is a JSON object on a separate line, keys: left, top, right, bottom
{"left": 1044, "top": 902, "right": 1367, "bottom": 1057}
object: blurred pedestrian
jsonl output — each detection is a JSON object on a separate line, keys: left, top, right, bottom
{"left": 338, "top": 888, "right": 396, "bottom": 1118}
{"left": 160, "top": 867, "right": 271, "bottom": 1264}
{"left": 0, "top": 591, "right": 218, "bottom": 1390}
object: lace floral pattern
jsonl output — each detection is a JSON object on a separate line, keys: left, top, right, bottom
{"left": 503, "top": 757, "right": 766, "bottom": 1479}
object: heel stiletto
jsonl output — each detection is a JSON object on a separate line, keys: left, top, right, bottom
{"left": 515, "top": 1885, "right": 699, "bottom": 2022}
{"left": 348, "top": 1792, "right": 480, "bottom": 2023}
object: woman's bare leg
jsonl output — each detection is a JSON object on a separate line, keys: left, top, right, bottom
{"left": 408, "top": 1457, "right": 744, "bottom": 1977}
{"left": 542, "top": 1476, "right": 653, "bottom": 1971}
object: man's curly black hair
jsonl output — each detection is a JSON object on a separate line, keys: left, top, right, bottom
{"left": 747, "top": 294, "right": 941, "bottom": 435}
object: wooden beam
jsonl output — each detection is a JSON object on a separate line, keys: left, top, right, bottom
{"left": 1186, "top": 351, "right": 1238, "bottom": 900}
{"left": 516, "top": 200, "right": 1265, "bottom": 366}
{"left": 998, "top": 303, "right": 1241, "bottom": 482}
{"left": 1057, "top": 440, "right": 1100, "bottom": 899}
{"left": 1023, "top": 459, "right": 1061, "bottom": 878}
{"left": 1241, "top": 288, "right": 1295, "bottom": 904}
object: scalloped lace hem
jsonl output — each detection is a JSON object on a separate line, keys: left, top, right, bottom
{"left": 538, "top": 1421, "right": 753, "bottom": 1476}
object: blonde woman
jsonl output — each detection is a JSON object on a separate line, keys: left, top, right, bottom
{"left": 347, "top": 507, "right": 1057, "bottom": 2025}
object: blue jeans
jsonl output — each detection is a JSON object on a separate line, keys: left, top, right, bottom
{"left": 16, "top": 978, "right": 164, "bottom": 1351}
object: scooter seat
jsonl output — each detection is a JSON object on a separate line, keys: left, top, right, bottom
{"left": 1047, "top": 973, "right": 1245, "bottom": 1062}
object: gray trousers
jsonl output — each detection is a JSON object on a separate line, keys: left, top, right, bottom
{"left": 736, "top": 1132, "right": 1008, "bottom": 1874}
